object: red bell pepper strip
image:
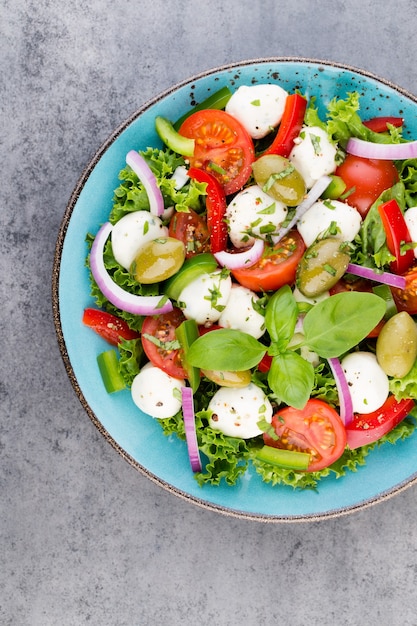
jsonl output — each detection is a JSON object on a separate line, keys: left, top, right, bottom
{"left": 378, "top": 199, "right": 414, "bottom": 275}
{"left": 346, "top": 396, "right": 414, "bottom": 449}
{"left": 188, "top": 167, "right": 228, "bottom": 253}
{"left": 82, "top": 308, "right": 140, "bottom": 345}
{"left": 363, "top": 116, "right": 404, "bottom": 133}
{"left": 262, "top": 93, "right": 307, "bottom": 158}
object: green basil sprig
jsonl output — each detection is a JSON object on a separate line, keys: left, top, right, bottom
{"left": 186, "top": 287, "right": 385, "bottom": 411}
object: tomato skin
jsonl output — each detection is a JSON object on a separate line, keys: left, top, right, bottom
{"left": 141, "top": 308, "right": 188, "bottom": 379}
{"left": 232, "top": 230, "right": 306, "bottom": 292}
{"left": 82, "top": 308, "right": 140, "bottom": 345}
{"left": 179, "top": 109, "right": 255, "bottom": 195}
{"left": 363, "top": 116, "right": 404, "bottom": 133}
{"left": 390, "top": 264, "right": 417, "bottom": 314}
{"left": 168, "top": 208, "right": 210, "bottom": 258}
{"left": 346, "top": 396, "right": 415, "bottom": 449}
{"left": 335, "top": 154, "right": 399, "bottom": 217}
{"left": 263, "top": 399, "right": 347, "bottom": 472}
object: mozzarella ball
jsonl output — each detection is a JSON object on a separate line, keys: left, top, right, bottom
{"left": 297, "top": 199, "right": 362, "bottom": 247}
{"left": 131, "top": 363, "right": 185, "bottom": 419}
{"left": 218, "top": 284, "right": 265, "bottom": 338}
{"left": 225, "top": 184, "right": 287, "bottom": 248}
{"left": 178, "top": 270, "right": 232, "bottom": 325}
{"left": 225, "top": 84, "right": 288, "bottom": 139}
{"left": 341, "top": 351, "right": 389, "bottom": 414}
{"left": 289, "top": 126, "right": 338, "bottom": 188}
{"left": 208, "top": 382, "right": 273, "bottom": 438}
{"left": 111, "top": 211, "right": 168, "bottom": 270}
{"left": 404, "top": 207, "right": 417, "bottom": 258}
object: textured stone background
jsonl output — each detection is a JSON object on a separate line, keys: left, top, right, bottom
{"left": 2, "top": 1, "right": 417, "bottom": 624}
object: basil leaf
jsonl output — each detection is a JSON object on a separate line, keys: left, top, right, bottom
{"left": 302, "top": 291, "right": 385, "bottom": 358}
{"left": 186, "top": 328, "right": 266, "bottom": 371}
{"left": 268, "top": 351, "right": 315, "bottom": 410}
{"left": 265, "top": 285, "right": 298, "bottom": 349}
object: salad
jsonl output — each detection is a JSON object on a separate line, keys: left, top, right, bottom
{"left": 83, "top": 80, "right": 417, "bottom": 490}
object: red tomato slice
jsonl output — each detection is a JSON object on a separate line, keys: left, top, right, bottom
{"left": 179, "top": 109, "right": 255, "bottom": 195}
{"left": 141, "top": 308, "right": 187, "bottom": 379}
{"left": 363, "top": 116, "right": 404, "bottom": 133}
{"left": 335, "top": 154, "right": 399, "bottom": 217}
{"left": 82, "top": 308, "right": 140, "bottom": 345}
{"left": 390, "top": 263, "right": 417, "bottom": 314}
{"left": 168, "top": 208, "right": 210, "bottom": 258}
{"left": 231, "top": 230, "right": 306, "bottom": 292}
{"left": 263, "top": 399, "right": 347, "bottom": 472}
{"left": 346, "top": 396, "right": 415, "bottom": 449}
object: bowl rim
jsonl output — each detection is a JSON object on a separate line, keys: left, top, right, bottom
{"left": 52, "top": 56, "right": 417, "bottom": 523}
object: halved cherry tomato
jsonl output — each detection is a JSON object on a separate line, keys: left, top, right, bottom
{"left": 179, "top": 109, "right": 255, "bottom": 195}
{"left": 378, "top": 198, "right": 414, "bottom": 275}
{"left": 363, "top": 116, "right": 404, "bottom": 133}
{"left": 391, "top": 263, "right": 417, "bottom": 314}
{"left": 263, "top": 399, "right": 347, "bottom": 472}
{"left": 335, "top": 154, "right": 399, "bottom": 217}
{"left": 82, "top": 308, "right": 140, "bottom": 345}
{"left": 141, "top": 308, "right": 187, "bottom": 379}
{"left": 346, "top": 396, "right": 415, "bottom": 449}
{"left": 168, "top": 208, "right": 210, "bottom": 258}
{"left": 232, "top": 230, "right": 306, "bottom": 292}
{"left": 262, "top": 93, "right": 307, "bottom": 158}
{"left": 188, "top": 167, "right": 228, "bottom": 253}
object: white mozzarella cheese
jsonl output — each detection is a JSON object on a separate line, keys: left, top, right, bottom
{"left": 225, "top": 184, "right": 287, "bottom": 248}
{"left": 111, "top": 210, "right": 168, "bottom": 270}
{"left": 289, "top": 126, "right": 338, "bottom": 188}
{"left": 178, "top": 270, "right": 232, "bottom": 325}
{"left": 208, "top": 382, "right": 273, "bottom": 438}
{"left": 404, "top": 207, "right": 417, "bottom": 258}
{"left": 131, "top": 363, "right": 185, "bottom": 419}
{"left": 218, "top": 284, "right": 265, "bottom": 338}
{"left": 341, "top": 351, "right": 389, "bottom": 414}
{"left": 225, "top": 84, "right": 288, "bottom": 139}
{"left": 297, "top": 199, "right": 362, "bottom": 247}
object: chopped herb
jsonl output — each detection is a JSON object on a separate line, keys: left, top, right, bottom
{"left": 251, "top": 99, "right": 261, "bottom": 106}
{"left": 310, "top": 133, "right": 322, "bottom": 155}
{"left": 257, "top": 202, "right": 276, "bottom": 215}
{"left": 263, "top": 166, "right": 295, "bottom": 192}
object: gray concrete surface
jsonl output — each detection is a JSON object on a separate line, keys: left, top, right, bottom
{"left": 2, "top": 1, "right": 417, "bottom": 624}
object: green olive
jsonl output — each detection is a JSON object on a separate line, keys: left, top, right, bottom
{"left": 252, "top": 154, "right": 306, "bottom": 207}
{"left": 201, "top": 369, "right": 252, "bottom": 388}
{"left": 376, "top": 311, "right": 417, "bottom": 378}
{"left": 296, "top": 237, "right": 350, "bottom": 298}
{"left": 130, "top": 237, "right": 186, "bottom": 284}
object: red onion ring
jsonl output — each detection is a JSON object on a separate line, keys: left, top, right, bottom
{"left": 90, "top": 222, "right": 173, "bottom": 315}
{"left": 346, "top": 137, "right": 417, "bottom": 160}
{"left": 327, "top": 357, "right": 354, "bottom": 426}
{"left": 181, "top": 386, "right": 202, "bottom": 472}
{"left": 214, "top": 238, "right": 265, "bottom": 270}
{"left": 125, "top": 150, "right": 165, "bottom": 216}
{"left": 347, "top": 263, "right": 406, "bottom": 289}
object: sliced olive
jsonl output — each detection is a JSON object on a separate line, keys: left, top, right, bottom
{"left": 201, "top": 368, "right": 252, "bottom": 388}
{"left": 376, "top": 311, "right": 417, "bottom": 378}
{"left": 252, "top": 154, "right": 306, "bottom": 207}
{"left": 297, "top": 238, "right": 350, "bottom": 298}
{"left": 131, "top": 237, "right": 185, "bottom": 284}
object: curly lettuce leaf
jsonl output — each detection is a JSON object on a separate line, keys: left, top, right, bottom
{"left": 118, "top": 338, "right": 143, "bottom": 387}
{"left": 390, "top": 359, "right": 417, "bottom": 402}
{"left": 110, "top": 147, "right": 206, "bottom": 222}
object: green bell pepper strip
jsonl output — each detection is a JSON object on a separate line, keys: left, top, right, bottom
{"left": 155, "top": 116, "right": 195, "bottom": 157}
{"left": 163, "top": 252, "right": 218, "bottom": 301}
{"left": 97, "top": 349, "right": 126, "bottom": 394}
{"left": 254, "top": 445, "right": 311, "bottom": 470}
{"left": 173, "top": 86, "right": 233, "bottom": 130}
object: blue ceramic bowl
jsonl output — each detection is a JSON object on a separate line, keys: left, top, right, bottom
{"left": 52, "top": 58, "right": 417, "bottom": 522}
